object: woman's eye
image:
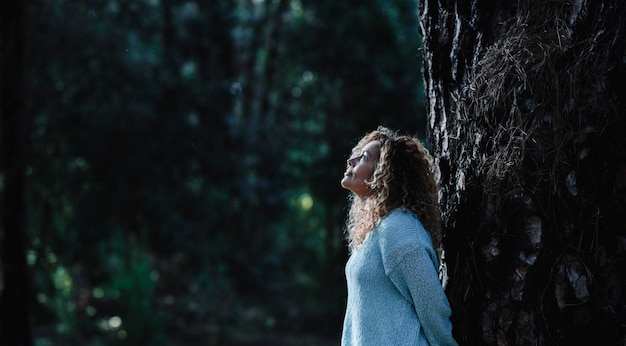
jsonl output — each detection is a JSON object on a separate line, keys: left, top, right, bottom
{"left": 347, "top": 154, "right": 366, "bottom": 165}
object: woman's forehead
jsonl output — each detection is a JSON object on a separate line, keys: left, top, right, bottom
{"left": 356, "top": 140, "right": 380, "bottom": 156}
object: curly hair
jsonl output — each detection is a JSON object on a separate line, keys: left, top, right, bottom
{"left": 345, "top": 126, "right": 442, "bottom": 252}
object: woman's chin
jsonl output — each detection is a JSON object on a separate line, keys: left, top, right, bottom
{"left": 340, "top": 177, "right": 348, "bottom": 187}
{"left": 341, "top": 182, "right": 360, "bottom": 196}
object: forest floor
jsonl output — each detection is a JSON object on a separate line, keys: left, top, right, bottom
{"left": 33, "top": 326, "right": 337, "bottom": 346}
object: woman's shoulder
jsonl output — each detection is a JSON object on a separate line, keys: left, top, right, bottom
{"left": 376, "top": 209, "right": 434, "bottom": 271}
{"left": 379, "top": 209, "right": 422, "bottom": 232}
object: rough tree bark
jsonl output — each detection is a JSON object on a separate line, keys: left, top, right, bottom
{"left": 419, "top": 0, "right": 626, "bottom": 344}
{"left": 0, "top": 1, "right": 33, "bottom": 345}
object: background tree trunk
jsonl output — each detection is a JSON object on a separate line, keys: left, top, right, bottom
{"left": 419, "top": 0, "right": 626, "bottom": 344}
{"left": 0, "top": 1, "right": 33, "bottom": 345}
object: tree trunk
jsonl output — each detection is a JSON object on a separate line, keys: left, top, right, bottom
{"left": 419, "top": 0, "right": 626, "bottom": 344}
{"left": 0, "top": 1, "right": 33, "bottom": 345}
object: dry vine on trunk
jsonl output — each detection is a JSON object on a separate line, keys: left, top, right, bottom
{"left": 420, "top": 0, "right": 626, "bottom": 344}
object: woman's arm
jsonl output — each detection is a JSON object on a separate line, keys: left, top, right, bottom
{"left": 388, "top": 248, "right": 458, "bottom": 346}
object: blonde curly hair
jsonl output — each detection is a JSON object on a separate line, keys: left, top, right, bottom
{"left": 345, "top": 126, "right": 442, "bottom": 251}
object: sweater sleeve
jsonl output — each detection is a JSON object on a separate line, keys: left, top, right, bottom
{"left": 387, "top": 248, "right": 458, "bottom": 346}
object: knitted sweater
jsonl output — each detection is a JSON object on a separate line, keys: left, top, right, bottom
{"left": 341, "top": 209, "right": 457, "bottom": 346}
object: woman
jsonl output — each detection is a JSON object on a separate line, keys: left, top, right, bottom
{"left": 340, "top": 126, "right": 457, "bottom": 346}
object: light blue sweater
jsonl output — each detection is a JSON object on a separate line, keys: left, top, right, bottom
{"left": 342, "top": 209, "right": 457, "bottom": 346}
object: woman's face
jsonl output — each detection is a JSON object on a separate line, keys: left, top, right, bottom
{"left": 341, "top": 140, "right": 380, "bottom": 198}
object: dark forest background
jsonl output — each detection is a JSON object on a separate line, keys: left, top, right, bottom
{"left": 2, "top": 0, "right": 428, "bottom": 345}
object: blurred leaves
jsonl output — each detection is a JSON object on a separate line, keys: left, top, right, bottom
{"left": 24, "top": 0, "right": 425, "bottom": 344}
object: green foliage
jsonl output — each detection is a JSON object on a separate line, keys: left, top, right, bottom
{"left": 96, "top": 231, "right": 165, "bottom": 345}
{"left": 23, "top": 0, "right": 426, "bottom": 343}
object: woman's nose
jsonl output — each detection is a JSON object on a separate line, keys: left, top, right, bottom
{"left": 347, "top": 158, "right": 355, "bottom": 167}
